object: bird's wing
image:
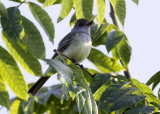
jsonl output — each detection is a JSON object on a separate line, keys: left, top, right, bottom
{"left": 52, "top": 32, "right": 77, "bottom": 59}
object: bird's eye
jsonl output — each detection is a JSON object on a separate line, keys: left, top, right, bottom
{"left": 79, "top": 24, "right": 83, "bottom": 26}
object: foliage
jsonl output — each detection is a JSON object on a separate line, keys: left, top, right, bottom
{"left": 0, "top": 0, "right": 159, "bottom": 114}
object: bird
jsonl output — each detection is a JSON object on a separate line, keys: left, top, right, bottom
{"left": 28, "top": 19, "right": 93, "bottom": 96}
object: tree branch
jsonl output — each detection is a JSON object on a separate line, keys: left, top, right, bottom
{"left": 53, "top": 49, "right": 95, "bottom": 78}
{"left": 110, "top": 3, "right": 131, "bottom": 79}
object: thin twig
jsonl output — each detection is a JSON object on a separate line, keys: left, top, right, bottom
{"left": 53, "top": 49, "right": 95, "bottom": 78}
{"left": 110, "top": 3, "right": 131, "bottom": 79}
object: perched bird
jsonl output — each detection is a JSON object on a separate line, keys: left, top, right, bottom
{"left": 28, "top": 19, "right": 93, "bottom": 96}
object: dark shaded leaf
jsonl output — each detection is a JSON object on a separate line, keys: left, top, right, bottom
{"left": 21, "top": 16, "right": 45, "bottom": 59}
{"left": 88, "top": 48, "right": 125, "bottom": 73}
{"left": 0, "top": 75, "right": 9, "bottom": 109}
{"left": 126, "top": 105, "right": 155, "bottom": 114}
{"left": 90, "top": 74, "right": 111, "bottom": 93}
{"left": 2, "top": 31, "right": 42, "bottom": 76}
{"left": 146, "top": 71, "right": 160, "bottom": 90}
{"left": 110, "top": 0, "right": 126, "bottom": 26}
{"left": 117, "top": 35, "right": 131, "bottom": 67}
{"left": 57, "top": 0, "right": 73, "bottom": 22}
{"left": 106, "top": 30, "right": 124, "bottom": 53}
{"left": 9, "top": 0, "right": 25, "bottom": 3}
{"left": 0, "top": 45, "right": 28, "bottom": 100}
{"left": 74, "top": 0, "right": 93, "bottom": 21}
{"left": 109, "top": 95, "right": 146, "bottom": 113}
{"left": 29, "top": 2, "right": 55, "bottom": 43}
{"left": 99, "top": 81, "right": 130, "bottom": 109}
{"left": 1, "top": 7, "right": 24, "bottom": 41}
{"left": 70, "top": 12, "right": 76, "bottom": 27}
{"left": 91, "top": 24, "right": 109, "bottom": 46}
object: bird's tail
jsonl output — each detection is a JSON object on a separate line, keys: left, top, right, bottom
{"left": 27, "top": 76, "right": 50, "bottom": 96}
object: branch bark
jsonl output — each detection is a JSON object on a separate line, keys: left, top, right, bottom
{"left": 110, "top": 3, "right": 131, "bottom": 79}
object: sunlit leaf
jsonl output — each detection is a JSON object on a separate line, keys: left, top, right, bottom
{"left": 21, "top": 16, "right": 45, "bottom": 59}
{"left": 0, "top": 46, "right": 28, "bottom": 100}
{"left": 110, "top": 0, "right": 126, "bottom": 26}
{"left": 57, "top": 0, "right": 73, "bottom": 22}
{"left": 10, "top": 99, "right": 24, "bottom": 114}
{"left": 74, "top": 0, "right": 93, "bottom": 21}
{"left": 131, "top": 78, "right": 160, "bottom": 105}
{"left": 88, "top": 48, "right": 125, "bottom": 73}
{"left": 43, "top": 0, "right": 57, "bottom": 8}
{"left": 146, "top": 71, "right": 160, "bottom": 90}
{"left": 132, "top": 0, "right": 139, "bottom": 5}
{"left": 1, "top": 7, "right": 24, "bottom": 41}
{"left": 2, "top": 31, "right": 42, "bottom": 76}
{"left": 0, "top": 0, "right": 8, "bottom": 19}
{"left": 96, "top": 0, "right": 105, "bottom": 28}
{"left": 0, "top": 75, "right": 9, "bottom": 109}
{"left": 29, "top": 2, "right": 55, "bottom": 43}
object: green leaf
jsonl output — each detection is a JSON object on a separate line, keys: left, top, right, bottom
{"left": 150, "top": 102, "right": 160, "bottom": 110}
{"left": 76, "top": 93, "right": 86, "bottom": 114}
{"left": 74, "top": 0, "right": 93, "bottom": 21}
{"left": 131, "top": 78, "right": 160, "bottom": 105}
{"left": 110, "top": 95, "right": 146, "bottom": 113}
{"left": 110, "top": 0, "right": 126, "bottom": 26}
{"left": 1, "top": 7, "right": 24, "bottom": 41}
{"left": 90, "top": 74, "right": 111, "bottom": 93}
{"left": 158, "top": 88, "right": 160, "bottom": 100}
{"left": 35, "top": 84, "right": 62, "bottom": 105}
{"left": 69, "top": 84, "right": 86, "bottom": 100}
{"left": 0, "top": 75, "right": 9, "bottom": 109}
{"left": 10, "top": 99, "right": 24, "bottom": 114}
{"left": 106, "top": 30, "right": 124, "bottom": 53}
{"left": 117, "top": 35, "right": 131, "bottom": 67}
{"left": 45, "top": 59, "right": 73, "bottom": 84}
{"left": 0, "top": 1, "right": 8, "bottom": 19}
{"left": 69, "top": 63, "right": 98, "bottom": 114}
{"left": 28, "top": 2, "right": 55, "bottom": 43}
{"left": 0, "top": 46, "right": 28, "bottom": 100}
{"left": 132, "top": 0, "right": 139, "bottom": 5}
{"left": 57, "top": 0, "right": 73, "bottom": 23}
{"left": 91, "top": 24, "right": 109, "bottom": 46}
{"left": 99, "top": 81, "right": 130, "bottom": 109}
{"left": 21, "top": 16, "right": 45, "bottom": 59}
{"left": 96, "top": 0, "right": 105, "bottom": 28}
{"left": 9, "top": 0, "right": 25, "bottom": 3}
{"left": 2, "top": 31, "right": 42, "bottom": 76}
{"left": 126, "top": 105, "right": 155, "bottom": 114}
{"left": 88, "top": 48, "right": 125, "bottom": 73}
{"left": 70, "top": 12, "right": 76, "bottom": 27}
{"left": 146, "top": 71, "right": 160, "bottom": 90}
{"left": 43, "top": 0, "right": 57, "bottom": 8}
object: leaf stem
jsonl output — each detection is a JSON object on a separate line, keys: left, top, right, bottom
{"left": 53, "top": 49, "right": 95, "bottom": 78}
{"left": 110, "top": 3, "right": 131, "bottom": 79}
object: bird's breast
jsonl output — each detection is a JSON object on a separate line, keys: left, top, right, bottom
{"left": 63, "top": 33, "right": 92, "bottom": 63}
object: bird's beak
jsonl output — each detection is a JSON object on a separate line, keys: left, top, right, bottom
{"left": 86, "top": 21, "right": 93, "bottom": 26}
